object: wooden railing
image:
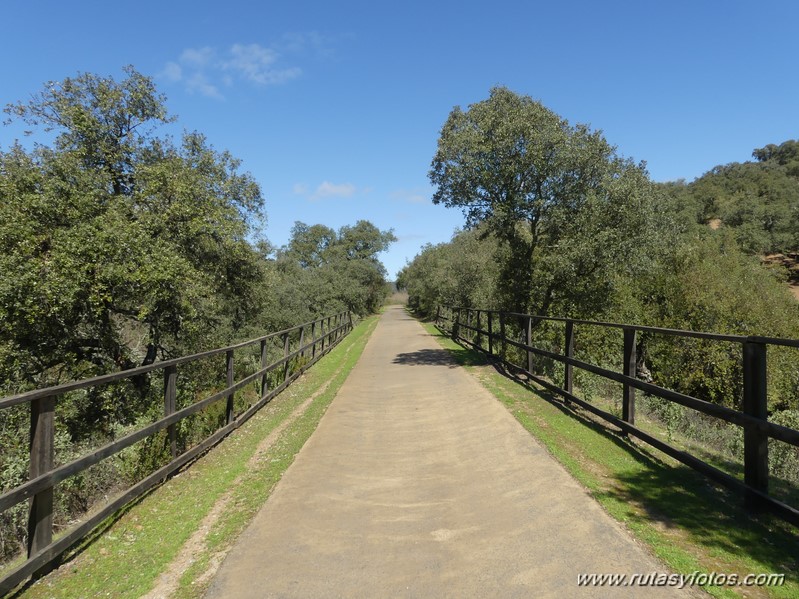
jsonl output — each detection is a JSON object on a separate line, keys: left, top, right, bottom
{"left": 436, "top": 305, "right": 799, "bottom": 526}
{"left": 0, "top": 311, "right": 352, "bottom": 593}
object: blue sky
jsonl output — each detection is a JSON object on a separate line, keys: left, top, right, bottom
{"left": 2, "top": 1, "right": 797, "bottom": 278}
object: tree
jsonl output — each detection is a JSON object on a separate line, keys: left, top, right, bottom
{"left": 398, "top": 228, "right": 498, "bottom": 315}
{"left": 337, "top": 220, "right": 396, "bottom": 265}
{"left": 668, "top": 149, "right": 799, "bottom": 254}
{"left": 429, "top": 87, "right": 658, "bottom": 317}
{"left": 753, "top": 139, "right": 799, "bottom": 177}
{"left": 269, "top": 220, "right": 396, "bottom": 325}
{"left": 0, "top": 68, "right": 264, "bottom": 409}
{"left": 285, "top": 222, "right": 337, "bottom": 269}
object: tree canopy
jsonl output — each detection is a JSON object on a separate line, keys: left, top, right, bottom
{"left": 1, "top": 68, "right": 269, "bottom": 395}
{"left": 0, "top": 67, "right": 395, "bottom": 561}
{"left": 429, "top": 87, "right": 659, "bottom": 316}
{"left": 403, "top": 90, "right": 799, "bottom": 416}
{"left": 271, "top": 220, "right": 396, "bottom": 323}
{"left": 659, "top": 138, "right": 799, "bottom": 255}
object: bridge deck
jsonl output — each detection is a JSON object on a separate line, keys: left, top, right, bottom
{"left": 206, "top": 306, "right": 689, "bottom": 598}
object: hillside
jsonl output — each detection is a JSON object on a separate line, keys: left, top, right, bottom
{"left": 660, "top": 139, "right": 799, "bottom": 256}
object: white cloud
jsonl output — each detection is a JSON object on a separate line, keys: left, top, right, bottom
{"left": 225, "top": 43, "right": 302, "bottom": 86}
{"left": 180, "top": 46, "right": 216, "bottom": 67}
{"left": 292, "top": 183, "right": 308, "bottom": 195}
{"left": 312, "top": 181, "right": 356, "bottom": 200}
{"left": 185, "top": 72, "right": 222, "bottom": 99}
{"left": 390, "top": 189, "right": 429, "bottom": 204}
{"left": 161, "top": 61, "right": 182, "bottom": 82}
{"left": 162, "top": 41, "right": 304, "bottom": 99}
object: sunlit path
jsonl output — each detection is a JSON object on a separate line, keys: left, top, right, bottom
{"left": 206, "top": 306, "right": 692, "bottom": 598}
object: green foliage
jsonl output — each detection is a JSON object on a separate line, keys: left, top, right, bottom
{"left": 406, "top": 92, "right": 799, "bottom": 417}
{"left": 658, "top": 139, "right": 799, "bottom": 255}
{"left": 267, "top": 219, "right": 396, "bottom": 327}
{"left": 770, "top": 410, "right": 799, "bottom": 483}
{"left": 753, "top": 139, "right": 799, "bottom": 176}
{"left": 608, "top": 230, "right": 797, "bottom": 411}
{"left": 430, "top": 87, "right": 660, "bottom": 316}
{"left": 398, "top": 227, "right": 498, "bottom": 315}
{"left": 1, "top": 68, "right": 265, "bottom": 402}
{"left": 0, "top": 68, "right": 395, "bottom": 567}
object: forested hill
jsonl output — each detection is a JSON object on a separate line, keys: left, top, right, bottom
{"left": 659, "top": 139, "right": 799, "bottom": 256}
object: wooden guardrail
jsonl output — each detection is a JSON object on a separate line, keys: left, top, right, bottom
{"left": 436, "top": 305, "right": 799, "bottom": 526}
{"left": 0, "top": 311, "right": 352, "bottom": 594}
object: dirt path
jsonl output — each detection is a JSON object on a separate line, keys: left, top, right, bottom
{"left": 205, "top": 306, "right": 692, "bottom": 598}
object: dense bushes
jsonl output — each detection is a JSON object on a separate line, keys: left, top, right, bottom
{"left": 0, "top": 69, "right": 393, "bottom": 562}
{"left": 661, "top": 139, "right": 799, "bottom": 254}
{"left": 400, "top": 89, "right": 799, "bottom": 417}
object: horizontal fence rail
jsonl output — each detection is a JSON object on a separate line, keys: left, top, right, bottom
{"left": 0, "top": 312, "right": 353, "bottom": 594}
{"left": 435, "top": 305, "right": 799, "bottom": 526}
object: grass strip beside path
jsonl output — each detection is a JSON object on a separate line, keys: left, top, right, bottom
{"left": 16, "top": 315, "right": 379, "bottom": 599}
{"left": 422, "top": 320, "right": 798, "bottom": 599}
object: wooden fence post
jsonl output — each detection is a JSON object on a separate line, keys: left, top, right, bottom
{"left": 452, "top": 308, "right": 460, "bottom": 340}
{"left": 164, "top": 365, "right": 177, "bottom": 459}
{"left": 526, "top": 316, "right": 533, "bottom": 374}
{"left": 260, "top": 339, "right": 268, "bottom": 399}
{"left": 311, "top": 321, "right": 317, "bottom": 359}
{"left": 298, "top": 326, "right": 306, "bottom": 362}
{"left": 226, "top": 350, "right": 235, "bottom": 424}
{"left": 475, "top": 310, "right": 482, "bottom": 349}
{"left": 488, "top": 312, "right": 493, "bottom": 355}
{"left": 743, "top": 341, "right": 768, "bottom": 508}
{"left": 27, "top": 396, "right": 55, "bottom": 568}
{"left": 564, "top": 321, "right": 574, "bottom": 404}
{"left": 435, "top": 306, "right": 441, "bottom": 326}
{"left": 499, "top": 311, "right": 507, "bottom": 362}
{"left": 622, "top": 329, "right": 636, "bottom": 425}
{"left": 283, "top": 332, "right": 291, "bottom": 382}
{"left": 468, "top": 310, "right": 474, "bottom": 343}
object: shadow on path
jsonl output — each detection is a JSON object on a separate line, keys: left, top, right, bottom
{"left": 392, "top": 348, "right": 458, "bottom": 367}
{"left": 392, "top": 346, "right": 488, "bottom": 368}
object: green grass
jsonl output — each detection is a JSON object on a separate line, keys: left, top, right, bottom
{"left": 13, "top": 315, "right": 379, "bottom": 599}
{"left": 422, "top": 320, "right": 799, "bottom": 599}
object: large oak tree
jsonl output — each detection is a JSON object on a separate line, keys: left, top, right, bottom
{"left": 0, "top": 67, "right": 265, "bottom": 398}
{"left": 429, "top": 87, "right": 659, "bottom": 316}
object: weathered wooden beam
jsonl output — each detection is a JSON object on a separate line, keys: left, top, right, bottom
{"left": 743, "top": 341, "right": 768, "bottom": 509}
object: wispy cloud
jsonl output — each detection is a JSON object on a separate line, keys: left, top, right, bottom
{"left": 186, "top": 72, "right": 223, "bottom": 100}
{"left": 224, "top": 44, "right": 301, "bottom": 85}
{"left": 390, "top": 189, "right": 429, "bottom": 204}
{"left": 161, "top": 39, "right": 312, "bottom": 99}
{"left": 293, "top": 181, "right": 364, "bottom": 201}
{"left": 181, "top": 46, "right": 216, "bottom": 67}
{"left": 312, "top": 181, "right": 356, "bottom": 200}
